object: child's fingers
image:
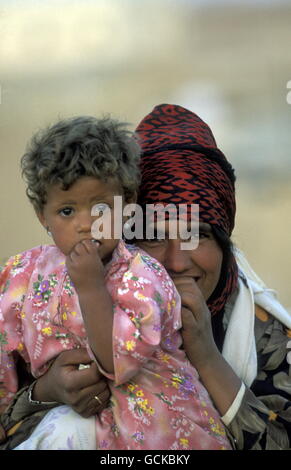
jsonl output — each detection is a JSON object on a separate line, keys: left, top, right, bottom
{"left": 67, "top": 242, "right": 89, "bottom": 262}
{"left": 66, "top": 250, "right": 79, "bottom": 268}
{"left": 81, "top": 239, "right": 97, "bottom": 253}
{"left": 68, "top": 240, "right": 98, "bottom": 259}
{"left": 73, "top": 241, "right": 87, "bottom": 256}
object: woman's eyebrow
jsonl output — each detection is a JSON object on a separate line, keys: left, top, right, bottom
{"left": 199, "top": 223, "right": 212, "bottom": 231}
{"left": 183, "top": 222, "right": 211, "bottom": 232}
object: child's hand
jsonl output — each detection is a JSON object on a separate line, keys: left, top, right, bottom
{"left": 66, "top": 239, "right": 104, "bottom": 292}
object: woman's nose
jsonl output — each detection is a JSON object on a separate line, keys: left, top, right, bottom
{"left": 163, "top": 239, "right": 193, "bottom": 274}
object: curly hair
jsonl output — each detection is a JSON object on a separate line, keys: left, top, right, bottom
{"left": 21, "top": 115, "right": 141, "bottom": 212}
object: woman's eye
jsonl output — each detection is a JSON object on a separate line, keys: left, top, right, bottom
{"left": 59, "top": 207, "right": 73, "bottom": 217}
{"left": 199, "top": 230, "right": 210, "bottom": 239}
{"left": 179, "top": 232, "right": 199, "bottom": 242}
{"left": 142, "top": 238, "right": 165, "bottom": 246}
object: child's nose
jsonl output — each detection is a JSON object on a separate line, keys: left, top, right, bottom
{"left": 76, "top": 212, "right": 93, "bottom": 233}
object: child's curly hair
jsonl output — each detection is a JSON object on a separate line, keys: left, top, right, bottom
{"left": 21, "top": 115, "right": 141, "bottom": 212}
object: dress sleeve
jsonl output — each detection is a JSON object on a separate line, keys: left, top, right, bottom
{"left": 224, "top": 315, "right": 291, "bottom": 449}
{"left": 0, "top": 251, "right": 34, "bottom": 407}
{"left": 102, "top": 252, "right": 181, "bottom": 386}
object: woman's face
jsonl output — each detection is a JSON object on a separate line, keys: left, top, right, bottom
{"left": 136, "top": 221, "right": 223, "bottom": 301}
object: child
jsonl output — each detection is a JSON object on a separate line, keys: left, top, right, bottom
{"left": 0, "top": 116, "right": 231, "bottom": 450}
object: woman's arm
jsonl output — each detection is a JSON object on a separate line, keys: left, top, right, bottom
{"left": 176, "top": 277, "right": 242, "bottom": 417}
{"left": 1, "top": 348, "right": 110, "bottom": 419}
{"left": 0, "top": 348, "right": 111, "bottom": 448}
{"left": 178, "top": 276, "right": 291, "bottom": 449}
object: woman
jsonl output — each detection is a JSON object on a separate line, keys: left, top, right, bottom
{"left": 1, "top": 104, "right": 291, "bottom": 450}
{"left": 134, "top": 104, "right": 291, "bottom": 449}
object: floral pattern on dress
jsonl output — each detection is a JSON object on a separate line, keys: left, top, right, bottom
{"left": 32, "top": 274, "right": 58, "bottom": 306}
{"left": 0, "top": 242, "right": 231, "bottom": 450}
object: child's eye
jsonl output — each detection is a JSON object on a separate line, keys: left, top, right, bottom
{"left": 59, "top": 207, "right": 74, "bottom": 217}
{"left": 91, "top": 203, "right": 110, "bottom": 217}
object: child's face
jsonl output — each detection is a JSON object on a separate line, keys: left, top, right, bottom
{"left": 38, "top": 176, "right": 128, "bottom": 262}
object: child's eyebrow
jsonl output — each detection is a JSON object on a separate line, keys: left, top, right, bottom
{"left": 56, "top": 193, "right": 115, "bottom": 206}
{"left": 89, "top": 194, "right": 113, "bottom": 202}
{"left": 58, "top": 200, "right": 77, "bottom": 205}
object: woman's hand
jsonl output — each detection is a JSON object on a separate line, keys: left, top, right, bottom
{"left": 173, "top": 276, "right": 241, "bottom": 416}
{"left": 173, "top": 276, "right": 218, "bottom": 369}
{"left": 66, "top": 240, "right": 104, "bottom": 292}
{"left": 33, "top": 348, "right": 110, "bottom": 418}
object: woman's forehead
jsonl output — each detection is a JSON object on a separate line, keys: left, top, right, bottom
{"left": 148, "top": 219, "right": 211, "bottom": 233}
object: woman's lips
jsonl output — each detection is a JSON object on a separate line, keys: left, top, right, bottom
{"left": 170, "top": 275, "right": 201, "bottom": 283}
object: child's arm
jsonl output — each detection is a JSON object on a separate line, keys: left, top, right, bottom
{"left": 66, "top": 240, "right": 114, "bottom": 374}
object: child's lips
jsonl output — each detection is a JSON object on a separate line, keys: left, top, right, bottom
{"left": 91, "top": 238, "right": 101, "bottom": 247}
{"left": 81, "top": 238, "right": 101, "bottom": 247}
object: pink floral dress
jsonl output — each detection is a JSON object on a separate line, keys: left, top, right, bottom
{"left": 0, "top": 241, "right": 231, "bottom": 450}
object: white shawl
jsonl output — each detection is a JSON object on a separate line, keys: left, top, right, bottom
{"left": 222, "top": 248, "right": 291, "bottom": 387}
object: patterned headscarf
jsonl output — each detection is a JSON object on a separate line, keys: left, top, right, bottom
{"left": 135, "top": 103, "right": 238, "bottom": 317}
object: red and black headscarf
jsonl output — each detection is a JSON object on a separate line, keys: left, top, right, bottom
{"left": 135, "top": 103, "right": 238, "bottom": 318}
